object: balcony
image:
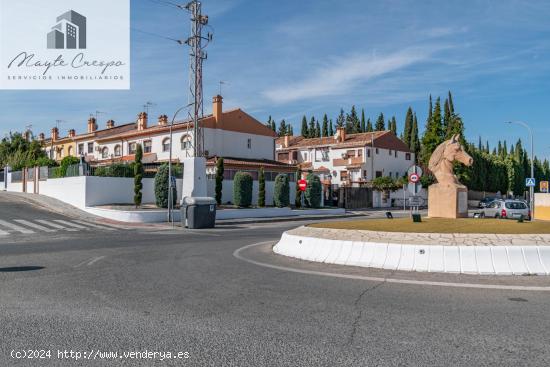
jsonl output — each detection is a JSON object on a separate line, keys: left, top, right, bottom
{"left": 333, "top": 156, "right": 364, "bottom": 166}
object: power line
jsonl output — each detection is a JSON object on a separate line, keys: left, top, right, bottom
{"left": 131, "top": 27, "right": 184, "bottom": 44}
{"left": 146, "top": 0, "right": 184, "bottom": 9}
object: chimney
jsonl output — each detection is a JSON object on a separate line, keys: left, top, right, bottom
{"left": 158, "top": 114, "right": 168, "bottom": 126}
{"left": 283, "top": 135, "right": 291, "bottom": 148}
{"left": 68, "top": 129, "right": 76, "bottom": 138}
{"left": 87, "top": 117, "right": 97, "bottom": 133}
{"left": 106, "top": 120, "right": 115, "bottom": 129}
{"left": 38, "top": 133, "right": 45, "bottom": 141}
{"left": 335, "top": 126, "right": 346, "bottom": 143}
{"left": 23, "top": 130, "right": 32, "bottom": 141}
{"left": 137, "top": 112, "right": 148, "bottom": 131}
{"left": 213, "top": 95, "right": 223, "bottom": 124}
{"left": 51, "top": 127, "right": 59, "bottom": 141}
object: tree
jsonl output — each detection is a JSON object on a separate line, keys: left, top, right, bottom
{"left": 233, "top": 172, "right": 253, "bottom": 207}
{"left": 410, "top": 113, "right": 420, "bottom": 162}
{"left": 315, "top": 121, "right": 321, "bottom": 138}
{"left": 443, "top": 98, "right": 451, "bottom": 136}
{"left": 288, "top": 125, "right": 294, "bottom": 136}
{"left": 295, "top": 169, "right": 302, "bottom": 208}
{"left": 366, "top": 118, "right": 373, "bottom": 132}
{"left": 420, "top": 97, "right": 444, "bottom": 165}
{"left": 0, "top": 132, "right": 48, "bottom": 170}
{"left": 215, "top": 157, "right": 224, "bottom": 205}
{"left": 403, "top": 107, "right": 413, "bottom": 147}
{"left": 154, "top": 163, "right": 176, "bottom": 209}
{"left": 258, "top": 167, "right": 266, "bottom": 207}
{"left": 322, "top": 114, "right": 329, "bottom": 137}
{"left": 360, "top": 108, "right": 366, "bottom": 133}
{"left": 328, "top": 119, "right": 334, "bottom": 136}
{"left": 336, "top": 108, "right": 345, "bottom": 128}
{"left": 347, "top": 105, "right": 360, "bottom": 133}
{"left": 390, "top": 116, "right": 397, "bottom": 135}
{"left": 134, "top": 144, "right": 143, "bottom": 208}
{"left": 375, "top": 113, "right": 385, "bottom": 131}
{"left": 277, "top": 120, "right": 288, "bottom": 137}
{"left": 266, "top": 115, "right": 273, "bottom": 129}
{"left": 309, "top": 117, "right": 316, "bottom": 138}
{"left": 304, "top": 173, "right": 322, "bottom": 208}
{"left": 301, "top": 116, "right": 309, "bottom": 137}
{"left": 372, "top": 176, "right": 399, "bottom": 192}
{"left": 273, "top": 174, "right": 290, "bottom": 207}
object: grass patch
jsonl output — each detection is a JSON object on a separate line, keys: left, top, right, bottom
{"left": 309, "top": 217, "right": 550, "bottom": 234}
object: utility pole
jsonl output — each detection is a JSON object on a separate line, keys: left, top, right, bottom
{"left": 184, "top": 0, "right": 212, "bottom": 158}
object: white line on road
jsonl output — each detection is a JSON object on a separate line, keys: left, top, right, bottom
{"left": 74, "top": 256, "right": 106, "bottom": 268}
{"left": 14, "top": 219, "right": 57, "bottom": 233}
{"left": 35, "top": 220, "right": 78, "bottom": 231}
{"left": 71, "top": 220, "right": 116, "bottom": 231}
{"left": 53, "top": 220, "right": 88, "bottom": 229}
{"left": 234, "top": 242, "right": 550, "bottom": 292}
{"left": 0, "top": 228, "right": 8, "bottom": 236}
{"left": 0, "top": 219, "right": 34, "bottom": 234}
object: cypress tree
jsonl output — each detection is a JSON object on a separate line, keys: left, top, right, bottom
{"left": 258, "top": 167, "right": 265, "bottom": 207}
{"left": 348, "top": 105, "right": 360, "bottom": 133}
{"left": 322, "top": 114, "right": 329, "bottom": 137}
{"left": 301, "top": 116, "right": 309, "bottom": 137}
{"left": 411, "top": 113, "right": 420, "bottom": 162}
{"left": 315, "top": 121, "right": 321, "bottom": 138}
{"left": 336, "top": 109, "right": 345, "bottom": 127}
{"left": 309, "top": 117, "right": 316, "bottom": 137}
{"left": 443, "top": 99, "right": 451, "bottom": 138}
{"left": 421, "top": 97, "right": 444, "bottom": 165}
{"left": 278, "top": 120, "right": 288, "bottom": 137}
{"left": 486, "top": 141, "right": 490, "bottom": 153}
{"left": 433, "top": 97, "right": 444, "bottom": 140}
{"left": 360, "top": 108, "right": 366, "bottom": 133}
{"left": 133, "top": 144, "right": 143, "bottom": 208}
{"left": 366, "top": 118, "right": 373, "bottom": 132}
{"left": 215, "top": 157, "right": 224, "bottom": 205}
{"left": 329, "top": 119, "right": 334, "bottom": 136}
{"left": 375, "top": 113, "right": 385, "bottom": 131}
{"left": 448, "top": 91, "right": 455, "bottom": 114}
{"left": 266, "top": 115, "right": 273, "bottom": 129}
{"left": 403, "top": 107, "right": 413, "bottom": 146}
{"left": 390, "top": 116, "right": 397, "bottom": 135}
{"left": 288, "top": 125, "right": 294, "bottom": 136}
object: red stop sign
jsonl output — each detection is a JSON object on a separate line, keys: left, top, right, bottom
{"left": 298, "top": 179, "right": 307, "bottom": 191}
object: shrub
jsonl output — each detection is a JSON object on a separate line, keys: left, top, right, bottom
{"left": 154, "top": 163, "right": 177, "bottom": 208}
{"left": 258, "top": 167, "right": 266, "bottom": 207}
{"left": 215, "top": 158, "right": 224, "bottom": 205}
{"left": 304, "top": 173, "right": 322, "bottom": 208}
{"left": 273, "top": 173, "right": 290, "bottom": 208}
{"left": 33, "top": 156, "right": 57, "bottom": 168}
{"left": 372, "top": 176, "right": 399, "bottom": 192}
{"left": 233, "top": 171, "right": 253, "bottom": 207}
{"left": 55, "top": 156, "right": 80, "bottom": 178}
{"left": 134, "top": 144, "right": 144, "bottom": 207}
{"left": 295, "top": 169, "right": 302, "bottom": 208}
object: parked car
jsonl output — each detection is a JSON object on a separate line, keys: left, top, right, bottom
{"left": 481, "top": 199, "right": 531, "bottom": 220}
{"left": 478, "top": 197, "right": 497, "bottom": 208}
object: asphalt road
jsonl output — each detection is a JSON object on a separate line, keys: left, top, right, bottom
{"left": 0, "top": 192, "right": 549, "bottom": 366}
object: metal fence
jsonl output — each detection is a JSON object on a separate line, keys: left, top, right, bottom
{"left": 11, "top": 170, "right": 23, "bottom": 183}
{"left": 0, "top": 170, "right": 4, "bottom": 183}
{"left": 43, "top": 163, "right": 180, "bottom": 179}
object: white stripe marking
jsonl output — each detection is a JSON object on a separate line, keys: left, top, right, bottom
{"left": 14, "top": 220, "right": 57, "bottom": 233}
{"left": 52, "top": 220, "right": 88, "bottom": 229}
{"left": 0, "top": 228, "right": 8, "bottom": 236}
{"left": 35, "top": 219, "right": 78, "bottom": 231}
{"left": 0, "top": 219, "right": 34, "bottom": 234}
{"left": 87, "top": 256, "right": 106, "bottom": 266}
{"left": 71, "top": 220, "right": 116, "bottom": 231}
{"left": 234, "top": 242, "right": 550, "bottom": 292}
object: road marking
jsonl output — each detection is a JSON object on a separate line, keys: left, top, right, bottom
{"left": 71, "top": 220, "right": 116, "bottom": 231}
{"left": 35, "top": 219, "right": 78, "bottom": 231}
{"left": 0, "top": 219, "right": 34, "bottom": 234}
{"left": 234, "top": 242, "right": 550, "bottom": 292}
{"left": 14, "top": 219, "right": 57, "bottom": 233}
{"left": 0, "top": 228, "right": 8, "bottom": 236}
{"left": 53, "top": 220, "right": 88, "bottom": 229}
{"left": 74, "top": 256, "right": 106, "bottom": 268}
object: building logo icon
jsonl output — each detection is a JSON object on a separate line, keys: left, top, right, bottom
{"left": 47, "top": 10, "right": 87, "bottom": 49}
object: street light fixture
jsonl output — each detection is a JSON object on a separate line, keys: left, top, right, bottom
{"left": 505, "top": 121, "right": 535, "bottom": 217}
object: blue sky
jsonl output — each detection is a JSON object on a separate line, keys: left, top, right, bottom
{"left": 2, "top": 0, "right": 550, "bottom": 158}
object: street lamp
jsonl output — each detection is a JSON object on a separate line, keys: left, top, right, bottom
{"left": 505, "top": 121, "right": 535, "bottom": 216}
{"left": 167, "top": 104, "right": 193, "bottom": 224}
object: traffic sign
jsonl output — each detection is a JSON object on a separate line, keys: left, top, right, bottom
{"left": 298, "top": 179, "right": 307, "bottom": 192}
{"left": 409, "top": 196, "right": 423, "bottom": 206}
{"left": 541, "top": 181, "right": 549, "bottom": 193}
{"left": 526, "top": 177, "right": 536, "bottom": 187}
{"left": 407, "top": 165, "right": 423, "bottom": 177}
{"left": 409, "top": 173, "right": 420, "bottom": 184}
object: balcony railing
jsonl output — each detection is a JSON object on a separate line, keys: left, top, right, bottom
{"left": 333, "top": 156, "right": 364, "bottom": 166}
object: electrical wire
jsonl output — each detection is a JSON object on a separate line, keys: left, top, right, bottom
{"left": 131, "top": 27, "right": 184, "bottom": 44}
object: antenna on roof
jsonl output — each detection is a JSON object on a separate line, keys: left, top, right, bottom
{"left": 143, "top": 101, "right": 156, "bottom": 115}
{"left": 219, "top": 81, "right": 227, "bottom": 96}
{"left": 95, "top": 110, "right": 107, "bottom": 121}
{"left": 55, "top": 119, "right": 66, "bottom": 129}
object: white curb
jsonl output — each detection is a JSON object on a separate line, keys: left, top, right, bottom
{"left": 273, "top": 232, "right": 550, "bottom": 276}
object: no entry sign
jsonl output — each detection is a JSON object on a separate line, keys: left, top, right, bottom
{"left": 298, "top": 179, "right": 307, "bottom": 191}
{"left": 409, "top": 173, "right": 420, "bottom": 183}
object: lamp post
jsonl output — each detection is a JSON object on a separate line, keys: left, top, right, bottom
{"left": 167, "top": 104, "right": 193, "bottom": 224}
{"left": 505, "top": 121, "right": 535, "bottom": 217}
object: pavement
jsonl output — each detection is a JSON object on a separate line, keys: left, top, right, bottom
{"left": 1, "top": 192, "right": 549, "bottom": 366}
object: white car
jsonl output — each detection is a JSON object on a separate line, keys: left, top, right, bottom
{"left": 481, "top": 199, "right": 531, "bottom": 220}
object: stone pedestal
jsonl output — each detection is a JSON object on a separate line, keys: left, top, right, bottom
{"left": 428, "top": 184, "right": 468, "bottom": 218}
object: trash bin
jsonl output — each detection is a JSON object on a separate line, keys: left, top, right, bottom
{"left": 181, "top": 197, "right": 216, "bottom": 229}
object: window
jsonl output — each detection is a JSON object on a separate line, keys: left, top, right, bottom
{"left": 68, "top": 146, "right": 73, "bottom": 156}
{"left": 389, "top": 149, "right": 392, "bottom": 156}
{"left": 101, "top": 147, "right": 109, "bottom": 159}
{"left": 304, "top": 153, "right": 308, "bottom": 161}
{"left": 366, "top": 149, "right": 371, "bottom": 158}
{"left": 143, "top": 140, "right": 152, "bottom": 153}
{"left": 128, "top": 142, "right": 137, "bottom": 155}
{"left": 389, "top": 172, "right": 392, "bottom": 178}
{"left": 162, "top": 138, "right": 170, "bottom": 152}
{"left": 363, "top": 170, "right": 367, "bottom": 178}
{"left": 114, "top": 145, "right": 122, "bottom": 157}
{"left": 181, "top": 135, "right": 192, "bottom": 150}
{"left": 292, "top": 151, "right": 298, "bottom": 160}
{"left": 376, "top": 171, "right": 382, "bottom": 178}
{"left": 405, "top": 153, "right": 411, "bottom": 161}
{"left": 340, "top": 171, "right": 348, "bottom": 181}
{"left": 395, "top": 150, "right": 398, "bottom": 158}
{"left": 346, "top": 150, "right": 356, "bottom": 158}
{"left": 87, "top": 142, "right": 94, "bottom": 154}
{"left": 278, "top": 152, "right": 289, "bottom": 161}
{"left": 375, "top": 148, "right": 379, "bottom": 154}
{"left": 358, "top": 150, "right": 363, "bottom": 157}
{"left": 78, "top": 144, "right": 84, "bottom": 155}
{"left": 247, "top": 138, "right": 252, "bottom": 149}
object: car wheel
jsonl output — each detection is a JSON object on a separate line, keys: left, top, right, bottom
{"left": 495, "top": 214, "right": 500, "bottom": 219}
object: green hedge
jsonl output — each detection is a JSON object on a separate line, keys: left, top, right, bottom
{"left": 233, "top": 171, "right": 253, "bottom": 207}
{"left": 154, "top": 164, "right": 177, "bottom": 208}
{"left": 304, "top": 173, "right": 322, "bottom": 208}
{"left": 273, "top": 174, "right": 290, "bottom": 207}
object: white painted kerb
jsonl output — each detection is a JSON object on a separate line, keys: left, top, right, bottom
{"left": 273, "top": 232, "right": 550, "bottom": 275}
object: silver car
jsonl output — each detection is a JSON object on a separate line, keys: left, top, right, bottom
{"left": 481, "top": 199, "right": 531, "bottom": 220}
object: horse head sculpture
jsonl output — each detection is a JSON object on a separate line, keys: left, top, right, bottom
{"left": 428, "top": 134, "right": 473, "bottom": 187}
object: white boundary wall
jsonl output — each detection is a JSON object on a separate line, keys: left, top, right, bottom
{"left": 274, "top": 232, "right": 550, "bottom": 275}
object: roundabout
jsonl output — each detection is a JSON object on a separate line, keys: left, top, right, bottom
{"left": 272, "top": 218, "right": 550, "bottom": 276}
